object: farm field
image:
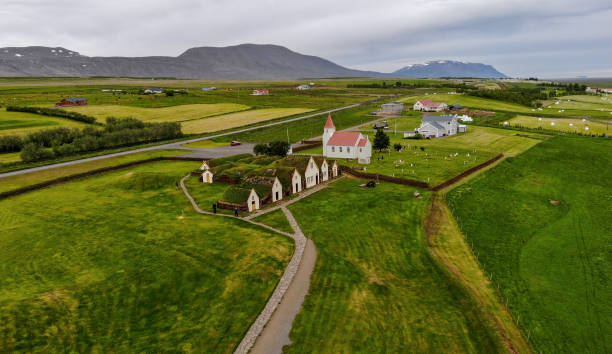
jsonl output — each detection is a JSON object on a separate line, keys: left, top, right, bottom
{"left": 446, "top": 136, "right": 612, "bottom": 353}
{"left": 0, "top": 108, "right": 90, "bottom": 136}
{"left": 399, "top": 94, "right": 534, "bottom": 113}
{"left": 541, "top": 94, "right": 612, "bottom": 111}
{"left": 214, "top": 103, "right": 382, "bottom": 143}
{"left": 0, "top": 160, "right": 293, "bottom": 352}
{"left": 284, "top": 178, "right": 502, "bottom": 353}
{"left": 65, "top": 103, "right": 250, "bottom": 123}
{"left": 0, "top": 149, "right": 186, "bottom": 194}
{"left": 342, "top": 126, "right": 544, "bottom": 185}
{"left": 181, "top": 107, "right": 314, "bottom": 134}
{"left": 508, "top": 115, "right": 609, "bottom": 135}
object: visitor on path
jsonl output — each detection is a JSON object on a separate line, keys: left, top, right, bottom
{"left": 212, "top": 203, "right": 217, "bottom": 214}
{"left": 234, "top": 208, "right": 239, "bottom": 217}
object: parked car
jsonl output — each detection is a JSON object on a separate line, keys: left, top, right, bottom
{"left": 373, "top": 121, "right": 389, "bottom": 129}
{"left": 230, "top": 141, "right": 242, "bottom": 146}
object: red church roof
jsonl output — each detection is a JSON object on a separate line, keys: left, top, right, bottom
{"left": 357, "top": 138, "right": 368, "bottom": 147}
{"left": 324, "top": 114, "right": 335, "bottom": 129}
{"left": 327, "top": 131, "right": 362, "bottom": 146}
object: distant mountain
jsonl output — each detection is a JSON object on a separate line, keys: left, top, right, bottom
{"left": 0, "top": 44, "right": 381, "bottom": 79}
{"left": 393, "top": 60, "right": 508, "bottom": 78}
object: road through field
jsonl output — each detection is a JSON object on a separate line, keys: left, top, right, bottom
{"left": 0, "top": 102, "right": 363, "bottom": 178}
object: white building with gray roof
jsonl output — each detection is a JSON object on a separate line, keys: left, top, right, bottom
{"left": 417, "top": 115, "right": 467, "bottom": 138}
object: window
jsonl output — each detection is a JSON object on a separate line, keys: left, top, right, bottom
{"left": 347, "top": 147, "right": 350, "bottom": 153}
{"left": 339, "top": 147, "right": 343, "bottom": 152}
{"left": 310, "top": 162, "right": 314, "bottom": 168}
{"left": 331, "top": 147, "right": 335, "bottom": 152}
{"left": 360, "top": 148, "right": 362, "bottom": 153}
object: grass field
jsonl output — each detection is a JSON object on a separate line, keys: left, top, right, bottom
{"left": 0, "top": 108, "right": 90, "bottom": 136}
{"left": 252, "top": 209, "right": 294, "bottom": 234}
{"left": 342, "top": 126, "right": 544, "bottom": 185}
{"left": 65, "top": 103, "right": 249, "bottom": 123}
{"left": 284, "top": 178, "right": 502, "bottom": 352}
{"left": 0, "top": 149, "right": 186, "bottom": 194}
{"left": 0, "top": 160, "right": 293, "bottom": 352}
{"left": 214, "top": 103, "right": 381, "bottom": 143}
{"left": 508, "top": 115, "right": 609, "bottom": 135}
{"left": 542, "top": 95, "right": 612, "bottom": 111}
{"left": 181, "top": 108, "right": 313, "bottom": 134}
{"left": 399, "top": 94, "right": 534, "bottom": 113}
{"left": 446, "top": 136, "right": 612, "bottom": 353}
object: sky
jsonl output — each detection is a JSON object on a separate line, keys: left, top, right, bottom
{"left": 1, "top": 0, "right": 611, "bottom": 78}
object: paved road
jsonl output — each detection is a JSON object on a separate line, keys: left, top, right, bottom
{"left": 0, "top": 103, "right": 365, "bottom": 179}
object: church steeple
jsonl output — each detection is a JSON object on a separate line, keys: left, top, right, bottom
{"left": 323, "top": 113, "right": 335, "bottom": 147}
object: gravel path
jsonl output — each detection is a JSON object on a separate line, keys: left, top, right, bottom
{"left": 179, "top": 175, "right": 337, "bottom": 354}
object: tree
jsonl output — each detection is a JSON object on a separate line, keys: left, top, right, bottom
{"left": 253, "top": 143, "right": 270, "bottom": 155}
{"left": 373, "top": 128, "right": 390, "bottom": 151}
{"left": 268, "top": 141, "right": 291, "bottom": 157}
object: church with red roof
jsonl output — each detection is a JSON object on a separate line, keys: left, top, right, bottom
{"left": 322, "top": 114, "right": 371, "bottom": 164}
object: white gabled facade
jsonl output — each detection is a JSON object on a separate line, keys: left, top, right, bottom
{"left": 417, "top": 115, "right": 461, "bottom": 138}
{"left": 414, "top": 100, "right": 448, "bottom": 112}
{"left": 247, "top": 189, "right": 260, "bottom": 212}
{"left": 331, "top": 161, "right": 339, "bottom": 177}
{"left": 271, "top": 177, "right": 283, "bottom": 202}
{"left": 292, "top": 169, "right": 302, "bottom": 194}
{"left": 202, "top": 170, "right": 214, "bottom": 183}
{"left": 304, "top": 156, "right": 320, "bottom": 188}
{"left": 320, "top": 159, "right": 329, "bottom": 181}
{"left": 200, "top": 161, "right": 210, "bottom": 170}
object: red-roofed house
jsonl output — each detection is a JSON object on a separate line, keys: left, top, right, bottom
{"left": 322, "top": 114, "right": 372, "bottom": 164}
{"left": 413, "top": 99, "right": 448, "bottom": 112}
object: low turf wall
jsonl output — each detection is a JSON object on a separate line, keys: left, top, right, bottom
{"left": 0, "top": 156, "right": 203, "bottom": 200}
{"left": 431, "top": 154, "right": 504, "bottom": 191}
{"left": 339, "top": 165, "right": 431, "bottom": 189}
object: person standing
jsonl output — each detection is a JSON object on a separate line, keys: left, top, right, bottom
{"left": 234, "top": 207, "right": 239, "bottom": 217}
{"left": 212, "top": 203, "right": 217, "bottom": 214}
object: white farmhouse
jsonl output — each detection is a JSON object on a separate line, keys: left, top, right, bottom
{"left": 296, "top": 84, "right": 311, "bottom": 90}
{"left": 413, "top": 99, "right": 448, "bottom": 112}
{"left": 271, "top": 177, "right": 283, "bottom": 202}
{"left": 303, "top": 156, "right": 321, "bottom": 188}
{"left": 322, "top": 114, "right": 372, "bottom": 164}
{"left": 417, "top": 115, "right": 467, "bottom": 138}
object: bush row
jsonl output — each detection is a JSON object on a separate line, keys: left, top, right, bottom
{"left": 6, "top": 105, "right": 98, "bottom": 124}
{"left": 3, "top": 117, "right": 182, "bottom": 162}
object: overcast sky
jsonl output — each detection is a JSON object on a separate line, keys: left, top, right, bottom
{"left": 1, "top": 0, "right": 611, "bottom": 78}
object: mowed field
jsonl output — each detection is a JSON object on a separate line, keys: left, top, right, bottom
{"left": 0, "top": 109, "right": 90, "bottom": 136}
{"left": 0, "top": 149, "right": 186, "bottom": 194}
{"left": 0, "top": 160, "right": 293, "bottom": 352}
{"left": 340, "top": 126, "right": 544, "bottom": 185}
{"left": 508, "top": 115, "right": 609, "bottom": 135}
{"left": 399, "top": 94, "right": 534, "bottom": 113}
{"left": 181, "top": 107, "right": 313, "bottom": 134}
{"left": 64, "top": 103, "right": 249, "bottom": 123}
{"left": 446, "top": 136, "right": 612, "bottom": 353}
{"left": 283, "top": 178, "right": 502, "bottom": 352}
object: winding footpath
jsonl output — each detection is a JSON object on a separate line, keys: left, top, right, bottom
{"left": 180, "top": 176, "right": 341, "bottom": 353}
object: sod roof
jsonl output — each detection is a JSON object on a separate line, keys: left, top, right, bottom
{"left": 221, "top": 186, "right": 254, "bottom": 204}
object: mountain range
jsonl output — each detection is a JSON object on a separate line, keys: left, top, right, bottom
{"left": 0, "top": 44, "right": 508, "bottom": 79}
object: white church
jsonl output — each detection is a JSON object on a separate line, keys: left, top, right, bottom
{"left": 322, "top": 114, "right": 372, "bottom": 164}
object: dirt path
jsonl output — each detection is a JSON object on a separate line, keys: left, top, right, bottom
{"left": 250, "top": 209, "right": 317, "bottom": 354}
{"left": 180, "top": 175, "right": 335, "bottom": 354}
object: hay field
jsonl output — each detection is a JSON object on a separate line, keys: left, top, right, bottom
{"left": 181, "top": 107, "right": 313, "bottom": 134}
{"left": 65, "top": 103, "right": 249, "bottom": 123}
{"left": 0, "top": 109, "right": 90, "bottom": 136}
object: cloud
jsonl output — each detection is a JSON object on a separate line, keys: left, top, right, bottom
{"left": 0, "top": 0, "right": 610, "bottom": 77}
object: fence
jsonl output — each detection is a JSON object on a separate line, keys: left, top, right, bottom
{"left": 431, "top": 154, "right": 504, "bottom": 191}
{"left": 339, "top": 165, "right": 431, "bottom": 189}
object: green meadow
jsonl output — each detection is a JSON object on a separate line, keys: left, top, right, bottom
{"left": 447, "top": 136, "right": 612, "bottom": 353}
{"left": 284, "top": 178, "right": 503, "bottom": 353}
{"left": 252, "top": 208, "right": 294, "bottom": 234}
{"left": 0, "top": 108, "right": 90, "bottom": 137}
{"left": 0, "top": 160, "right": 293, "bottom": 352}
